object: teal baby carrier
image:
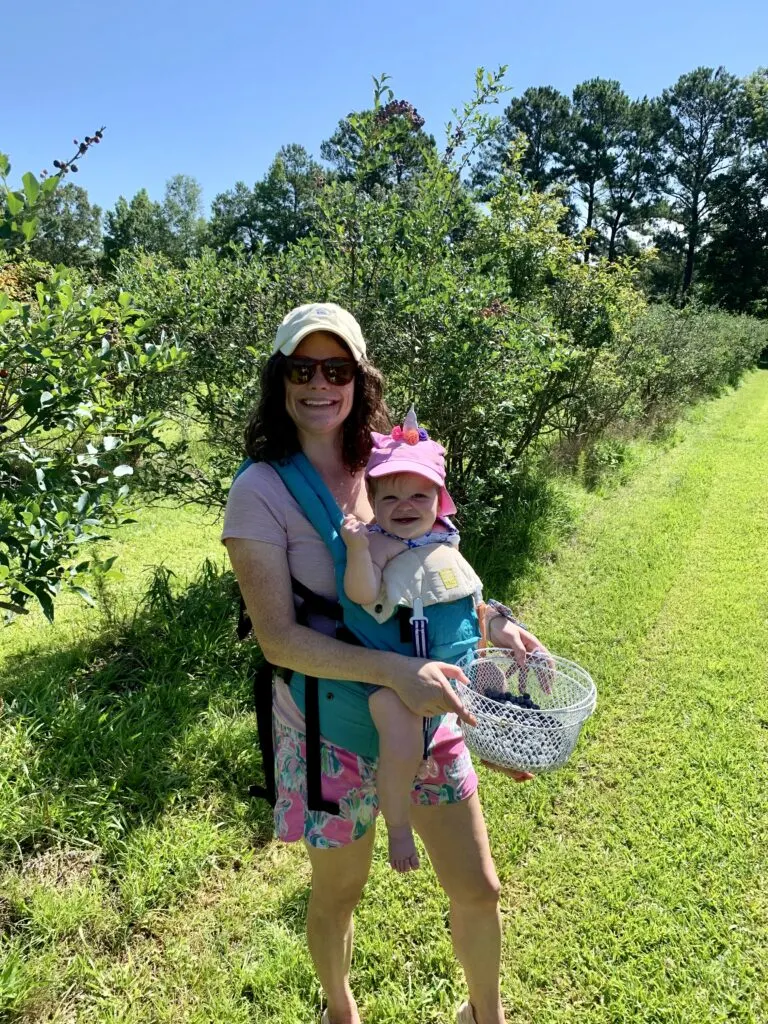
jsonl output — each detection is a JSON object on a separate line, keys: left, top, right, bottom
{"left": 235, "top": 453, "right": 479, "bottom": 814}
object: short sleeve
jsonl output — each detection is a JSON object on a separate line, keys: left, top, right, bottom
{"left": 221, "top": 464, "right": 287, "bottom": 549}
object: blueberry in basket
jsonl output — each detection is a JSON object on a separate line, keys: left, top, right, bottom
{"left": 486, "top": 690, "right": 541, "bottom": 710}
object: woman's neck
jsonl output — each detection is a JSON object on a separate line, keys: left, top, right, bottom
{"left": 299, "top": 430, "right": 348, "bottom": 478}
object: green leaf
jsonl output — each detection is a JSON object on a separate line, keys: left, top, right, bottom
{"left": 71, "top": 585, "right": 96, "bottom": 607}
{"left": 21, "top": 217, "right": 40, "bottom": 241}
{"left": 22, "top": 172, "right": 40, "bottom": 205}
{"left": 42, "top": 174, "right": 59, "bottom": 194}
{"left": 7, "top": 579, "right": 36, "bottom": 598}
{"left": 6, "top": 191, "right": 24, "bottom": 216}
{"left": 0, "top": 153, "right": 10, "bottom": 176}
{"left": 37, "top": 590, "right": 55, "bottom": 622}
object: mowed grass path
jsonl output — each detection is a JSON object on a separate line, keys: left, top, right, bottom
{"left": 2, "top": 372, "right": 767, "bottom": 1023}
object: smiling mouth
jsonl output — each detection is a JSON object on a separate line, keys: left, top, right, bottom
{"left": 300, "top": 399, "right": 337, "bottom": 407}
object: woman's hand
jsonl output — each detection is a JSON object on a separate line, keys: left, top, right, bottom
{"left": 488, "top": 614, "right": 551, "bottom": 668}
{"left": 480, "top": 761, "right": 534, "bottom": 783}
{"left": 389, "top": 658, "right": 477, "bottom": 726}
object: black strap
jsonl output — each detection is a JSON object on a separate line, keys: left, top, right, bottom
{"left": 242, "top": 576, "right": 426, "bottom": 815}
{"left": 397, "top": 606, "right": 412, "bottom": 643}
{"left": 303, "top": 675, "right": 340, "bottom": 814}
{"left": 294, "top": 585, "right": 341, "bottom": 815}
{"left": 237, "top": 595, "right": 252, "bottom": 641}
{"left": 291, "top": 577, "right": 345, "bottom": 621}
{"left": 248, "top": 660, "right": 277, "bottom": 804}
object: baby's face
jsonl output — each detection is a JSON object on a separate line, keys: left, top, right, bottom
{"left": 373, "top": 472, "right": 440, "bottom": 540}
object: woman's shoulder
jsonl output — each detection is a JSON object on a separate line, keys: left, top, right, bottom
{"left": 223, "top": 461, "right": 298, "bottom": 544}
{"left": 232, "top": 459, "right": 280, "bottom": 485}
{"left": 228, "top": 461, "right": 291, "bottom": 502}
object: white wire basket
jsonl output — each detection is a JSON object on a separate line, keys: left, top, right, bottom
{"left": 455, "top": 648, "right": 597, "bottom": 773}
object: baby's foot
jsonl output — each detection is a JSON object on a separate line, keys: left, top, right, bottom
{"left": 388, "top": 823, "right": 420, "bottom": 873}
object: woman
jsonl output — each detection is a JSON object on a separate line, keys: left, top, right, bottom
{"left": 223, "top": 303, "right": 547, "bottom": 1024}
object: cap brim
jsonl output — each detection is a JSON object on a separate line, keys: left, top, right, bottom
{"left": 367, "top": 460, "right": 443, "bottom": 487}
{"left": 277, "top": 325, "right": 361, "bottom": 361}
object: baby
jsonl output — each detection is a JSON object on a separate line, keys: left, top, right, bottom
{"left": 341, "top": 409, "right": 522, "bottom": 872}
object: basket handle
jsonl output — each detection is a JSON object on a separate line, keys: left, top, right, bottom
{"left": 476, "top": 601, "right": 489, "bottom": 654}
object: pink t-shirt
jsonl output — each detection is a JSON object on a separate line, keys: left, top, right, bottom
{"left": 222, "top": 461, "right": 339, "bottom": 732}
{"left": 222, "top": 462, "right": 337, "bottom": 599}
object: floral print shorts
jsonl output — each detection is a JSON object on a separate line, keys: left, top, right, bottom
{"left": 272, "top": 712, "right": 478, "bottom": 848}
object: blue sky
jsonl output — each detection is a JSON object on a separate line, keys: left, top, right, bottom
{"left": 6, "top": 0, "right": 767, "bottom": 215}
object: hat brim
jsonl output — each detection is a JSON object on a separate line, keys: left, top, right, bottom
{"left": 367, "top": 461, "right": 456, "bottom": 517}
{"left": 277, "top": 325, "right": 363, "bottom": 362}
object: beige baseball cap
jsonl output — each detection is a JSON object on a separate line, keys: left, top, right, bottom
{"left": 273, "top": 303, "right": 367, "bottom": 362}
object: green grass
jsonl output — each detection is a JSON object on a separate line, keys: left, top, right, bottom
{"left": 2, "top": 373, "right": 768, "bottom": 1022}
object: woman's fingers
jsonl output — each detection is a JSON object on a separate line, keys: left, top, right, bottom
{"left": 439, "top": 662, "right": 470, "bottom": 687}
{"left": 508, "top": 631, "right": 527, "bottom": 668}
{"left": 440, "top": 680, "right": 476, "bottom": 726}
{"left": 430, "top": 662, "right": 475, "bottom": 724}
{"left": 480, "top": 760, "right": 534, "bottom": 782}
{"left": 409, "top": 660, "right": 476, "bottom": 725}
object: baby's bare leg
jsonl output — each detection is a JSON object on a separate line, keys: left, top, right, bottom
{"left": 369, "top": 688, "right": 424, "bottom": 873}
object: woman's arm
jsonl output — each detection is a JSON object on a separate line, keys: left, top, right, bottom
{"left": 226, "top": 537, "right": 474, "bottom": 722}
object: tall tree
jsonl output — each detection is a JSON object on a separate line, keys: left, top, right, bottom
{"left": 569, "top": 78, "right": 630, "bottom": 260}
{"left": 473, "top": 85, "right": 572, "bottom": 193}
{"left": 321, "top": 98, "right": 435, "bottom": 191}
{"left": 599, "top": 98, "right": 663, "bottom": 261}
{"left": 103, "top": 188, "right": 171, "bottom": 268}
{"left": 254, "top": 144, "right": 324, "bottom": 251}
{"left": 700, "top": 159, "right": 768, "bottom": 314}
{"left": 699, "top": 68, "right": 768, "bottom": 314}
{"left": 208, "top": 144, "right": 324, "bottom": 253}
{"left": 659, "top": 66, "right": 741, "bottom": 297}
{"left": 208, "top": 181, "right": 262, "bottom": 254}
{"left": 103, "top": 176, "right": 205, "bottom": 269}
{"left": 162, "top": 174, "right": 205, "bottom": 260}
{"left": 27, "top": 182, "right": 102, "bottom": 269}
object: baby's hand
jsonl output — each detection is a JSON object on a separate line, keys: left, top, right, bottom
{"left": 341, "top": 514, "right": 370, "bottom": 550}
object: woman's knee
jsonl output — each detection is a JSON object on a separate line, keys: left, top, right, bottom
{"left": 306, "top": 834, "right": 373, "bottom": 914}
{"left": 449, "top": 867, "right": 501, "bottom": 909}
{"left": 310, "top": 871, "right": 367, "bottom": 916}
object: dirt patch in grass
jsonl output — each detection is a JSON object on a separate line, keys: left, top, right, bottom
{"left": 19, "top": 848, "right": 102, "bottom": 889}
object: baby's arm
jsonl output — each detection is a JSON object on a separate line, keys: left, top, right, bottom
{"left": 341, "top": 515, "right": 382, "bottom": 604}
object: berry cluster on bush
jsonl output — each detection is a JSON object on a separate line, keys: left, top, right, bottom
{"left": 47, "top": 128, "right": 105, "bottom": 177}
{"left": 374, "top": 99, "right": 425, "bottom": 131}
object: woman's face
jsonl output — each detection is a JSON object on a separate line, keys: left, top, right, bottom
{"left": 284, "top": 331, "right": 356, "bottom": 441}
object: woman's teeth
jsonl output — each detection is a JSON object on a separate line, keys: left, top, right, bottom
{"left": 302, "top": 399, "right": 334, "bottom": 406}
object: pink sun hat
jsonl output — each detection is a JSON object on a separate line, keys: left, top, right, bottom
{"left": 366, "top": 406, "right": 457, "bottom": 517}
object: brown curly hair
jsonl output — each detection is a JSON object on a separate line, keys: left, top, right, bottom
{"left": 245, "top": 352, "right": 391, "bottom": 472}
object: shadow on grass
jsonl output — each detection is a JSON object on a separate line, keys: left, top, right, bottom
{"left": 0, "top": 560, "right": 273, "bottom": 863}
{"left": 459, "top": 471, "right": 575, "bottom": 603}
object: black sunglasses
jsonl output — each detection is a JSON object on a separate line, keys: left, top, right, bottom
{"left": 284, "top": 356, "right": 357, "bottom": 386}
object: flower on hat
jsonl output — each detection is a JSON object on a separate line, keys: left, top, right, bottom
{"left": 391, "top": 405, "right": 428, "bottom": 445}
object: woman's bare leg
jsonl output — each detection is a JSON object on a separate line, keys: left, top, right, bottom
{"left": 411, "top": 793, "right": 505, "bottom": 1024}
{"left": 369, "top": 688, "right": 425, "bottom": 871}
{"left": 305, "top": 827, "right": 375, "bottom": 1024}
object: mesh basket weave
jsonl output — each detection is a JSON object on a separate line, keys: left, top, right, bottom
{"left": 455, "top": 648, "right": 597, "bottom": 773}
